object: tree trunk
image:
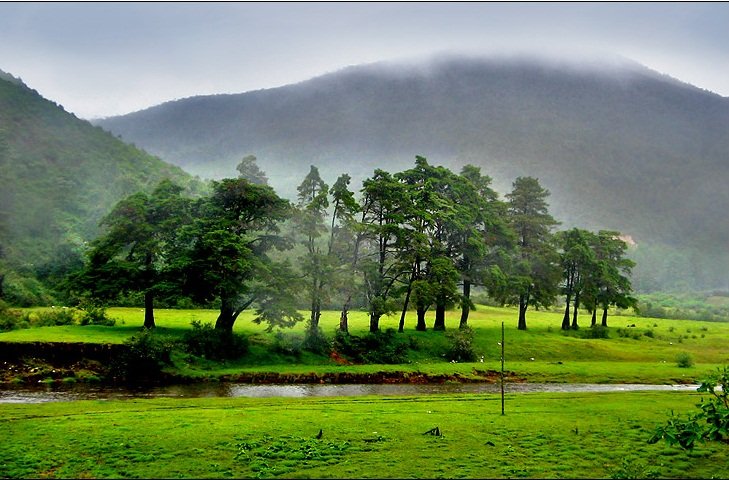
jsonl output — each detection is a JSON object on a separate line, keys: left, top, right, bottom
{"left": 590, "top": 303, "right": 597, "bottom": 327}
{"left": 339, "top": 303, "right": 349, "bottom": 333}
{"left": 433, "top": 302, "right": 446, "bottom": 331}
{"left": 416, "top": 306, "right": 427, "bottom": 331}
{"left": 369, "top": 312, "right": 380, "bottom": 333}
{"left": 571, "top": 292, "right": 580, "bottom": 330}
{"left": 215, "top": 297, "right": 237, "bottom": 332}
{"left": 562, "top": 293, "right": 572, "bottom": 330}
{"left": 517, "top": 293, "right": 528, "bottom": 330}
{"left": 398, "top": 274, "right": 415, "bottom": 333}
{"left": 143, "top": 290, "right": 155, "bottom": 329}
{"left": 459, "top": 280, "right": 471, "bottom": 329}
{"left": 601, "top": 306, "right": 609, "bottom": 327}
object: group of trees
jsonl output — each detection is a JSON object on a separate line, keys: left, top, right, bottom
{"left": 72, "top": 155, "right": 636, "bottom": 337}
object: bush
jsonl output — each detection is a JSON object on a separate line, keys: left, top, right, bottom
{"left": 112, "top": 330, "right": 173, "bottom": 380}
{"left": 643, "top": 329, "right": 655, "bottom": 338}
{"left": 28, "top": 307, "right": 77, "bottom": 327}
{"left": 445, "top": 327, "right": 477, "bottom": 362}
{"left": 78, "top": 302, "right": 116, "bottom": 326}
{"left": 333, "top": 329, "right": 411, "bottom": 364}
{"left": 676, "top": 352, "right": 694, "bottom": 368}
{"left": 273, "top": 332, "right": 304, "bottom": 358}
{"left": 0, "top": 301, "right": 28, "bottom": 331}
{"left": 581, "top": 325, "right": 609, "bottom": 339}
{"left": 303, "top": 326, "right": 331, "bottom": 355}
{"left": 181, "top": 320, "right": 248, "bottom": 360}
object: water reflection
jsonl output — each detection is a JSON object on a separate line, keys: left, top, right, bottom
{"left": 0, "top": 382, "right": 700, "bottom": 404}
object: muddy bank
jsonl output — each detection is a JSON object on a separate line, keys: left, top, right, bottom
{"left": 0, "top": 341, "right": 524, "bottom": 386}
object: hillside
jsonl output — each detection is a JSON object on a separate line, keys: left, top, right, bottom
{"left": 96, "top": 54, "right": 729, "bottom": 291}
{"left": 0, "top": 71, "right": 200, "bottom": 301}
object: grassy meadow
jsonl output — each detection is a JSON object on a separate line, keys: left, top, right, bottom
{"left": 1, "top": 391, "right": 727, "bottom": 479}
{"left": 2, "top": 305, "right": 728, "bottom": 384}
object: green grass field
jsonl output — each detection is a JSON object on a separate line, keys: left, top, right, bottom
{"left": 0, "top": 391, "right": 727, "bottom": 479}
{"left": 2, "top": 305, "right": 727, "bottom": 384}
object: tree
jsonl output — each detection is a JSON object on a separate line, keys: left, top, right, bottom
{"left": 73, "top": 180, "right": 190, "bottom": 328}
{"left": 236, "top": 154, "right": 269, "bottom": 185}
{"left": 452, "top": 165, "right": 513, "bottom": 329}
{"left": 327, "top": 174, "right": 361, "bottom": 333}
{"left": 556, "top": 228, "right": 597, "bottom": 330}
{"left": 503, "top": 177, "right": 560, "bottom": 330}
{"left": 180, "top": 178, "right": 299, "bottom": 332}
{"left": 587, "top": 230, "right": 637, "bottom": 327}
{"left": 359, "top": 169, "right": 409, "bottom": 333}
{"left": 294, "top": 166, "right": 330, "bottom": 335}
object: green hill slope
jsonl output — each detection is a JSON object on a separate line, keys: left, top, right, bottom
{"left": 0, "top": 71, "right": 200, "bottom": 302}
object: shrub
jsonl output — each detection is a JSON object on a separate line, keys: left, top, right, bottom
{"left": 28, "top": 307, "right": 77, "bottom": 327}
{"left": 333, "top": 329, "right": 410, "bottom": 364}
{"left": 303, "top": 326, "right": 331, "bottom": 355}
{"left": 78, "top": 301, "right": 115, "bottom": 326}
{"left": 445, "top": 327, "right": 477, "bottom": 362}
{"left": 643, "top": 329, "right": 655, "bottom": 338}
{"left": 181, "top": 320, "right": 248, "bottom": 360}
{"left": 112, "top": 330, "right": 173, "bottom": 380}
{"left": 273, "top": 332, "right": 304, "bottom": 358}
{"left": 0, "top": 301, "right": 28, "bottom": 331}
{"left": 676, "top": 352, "right": 694, "bottom": 368}
{"left": 581, "top": 325, "right": 609, "bottom": 339}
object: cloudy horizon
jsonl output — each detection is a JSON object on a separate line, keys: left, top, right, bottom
{"left": 1, "top": 2, "right": 727, "bottom": 119}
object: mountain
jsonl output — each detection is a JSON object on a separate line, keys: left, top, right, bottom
{"left": 95, "top": 54, "right": 729, "bottom": 291}
{"left": 0, "top": 70, "right": 200, "bottom": 303}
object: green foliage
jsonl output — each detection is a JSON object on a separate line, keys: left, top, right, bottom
{"left": 581, "top": 324, "right": 610, "bottom": 339}
{"left": 333, "top": 329, "right": 412, "bottom": 364}
{"left": 444, "top": 326, "right": 478, "bottom": 362}
{"left": 303, "top": 326, "right": 331, "bottom": 355}
{"left": 649, "top": 366, "right": 729, "bottom": 449}
{"left": 609, "top": 458, "right": 661, "bottom": 479}
{"left": 272, "top": 332, "right": 305, "bottom": 358}
{"left": 0, "top": 300, "right": 27, "bottom": 331}
{"left": 676, "top": 353, "right": 694, "bottom": 368}
{"left": 111, "top": 330, "right": 174, "bottom": 380}
{"left": 27, "top": 307, "right": 77, "bottom": 327}
{"left": 77, "top": 300, "right": 115, "bottom": 326}
{"left": 181, "top": 320, "right": 249, "bottom": 360}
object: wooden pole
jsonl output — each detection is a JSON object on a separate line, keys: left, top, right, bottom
{"left": 501, "top": 321, "right": 505, "bottom": 415}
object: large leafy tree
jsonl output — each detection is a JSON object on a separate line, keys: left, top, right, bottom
{"left": 359, "top": 169, "right": 409, "bottom": 333}
{"left": 451, "top": 165, "right": 513, "bottom": 329}
{"left": 584, "top": 230, "right": 637, "bottom": 326}
{"left": 179, "top": 178, "right": 299, "bottom": 332}
{"left": 556, "top": 228, "right": 598, "bottom": 330}
{"left": 327, "top": 174, "right": 361, "bottom": 333}
{"left": 294, "top": 165, "right": 331, "bottom": 335}
{"left": 73, "top": 180, "right": 191, "bottom": 328}
{"left": 502, "top": 177, "right": 560, "bottom": 330}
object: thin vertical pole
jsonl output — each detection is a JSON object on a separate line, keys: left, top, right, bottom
{"left": 501, "top": 321, "right": 505, "bottom": 415}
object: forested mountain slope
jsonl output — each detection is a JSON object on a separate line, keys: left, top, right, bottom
{"left": 0, "top": 71, "right": 199, "bottom": 281}
{"left": 96, "top": 54, "right": 729, "bottom": 291}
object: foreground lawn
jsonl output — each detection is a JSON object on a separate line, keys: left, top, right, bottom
{"left": 0, "top": 391, "right": 726, "bottom": 478}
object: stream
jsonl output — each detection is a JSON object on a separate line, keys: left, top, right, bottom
{"left": 0, "top": 382, "right": 700, "bottom": 404}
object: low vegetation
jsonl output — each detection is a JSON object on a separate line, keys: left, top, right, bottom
{"left": 1, "top": 391, "right": 727, "bottom": 478}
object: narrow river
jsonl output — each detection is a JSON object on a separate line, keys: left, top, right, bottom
{"left": 0, "top": 382, "right": 699, "bottom": 404}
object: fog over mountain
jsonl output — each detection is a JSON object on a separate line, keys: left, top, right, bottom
{"left": 94, "top": 54, "right": 729, "bottom": 291}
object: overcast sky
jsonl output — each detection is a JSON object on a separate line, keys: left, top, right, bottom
{"left": 1, "top": 2, "right": 727, "bottom": 119}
